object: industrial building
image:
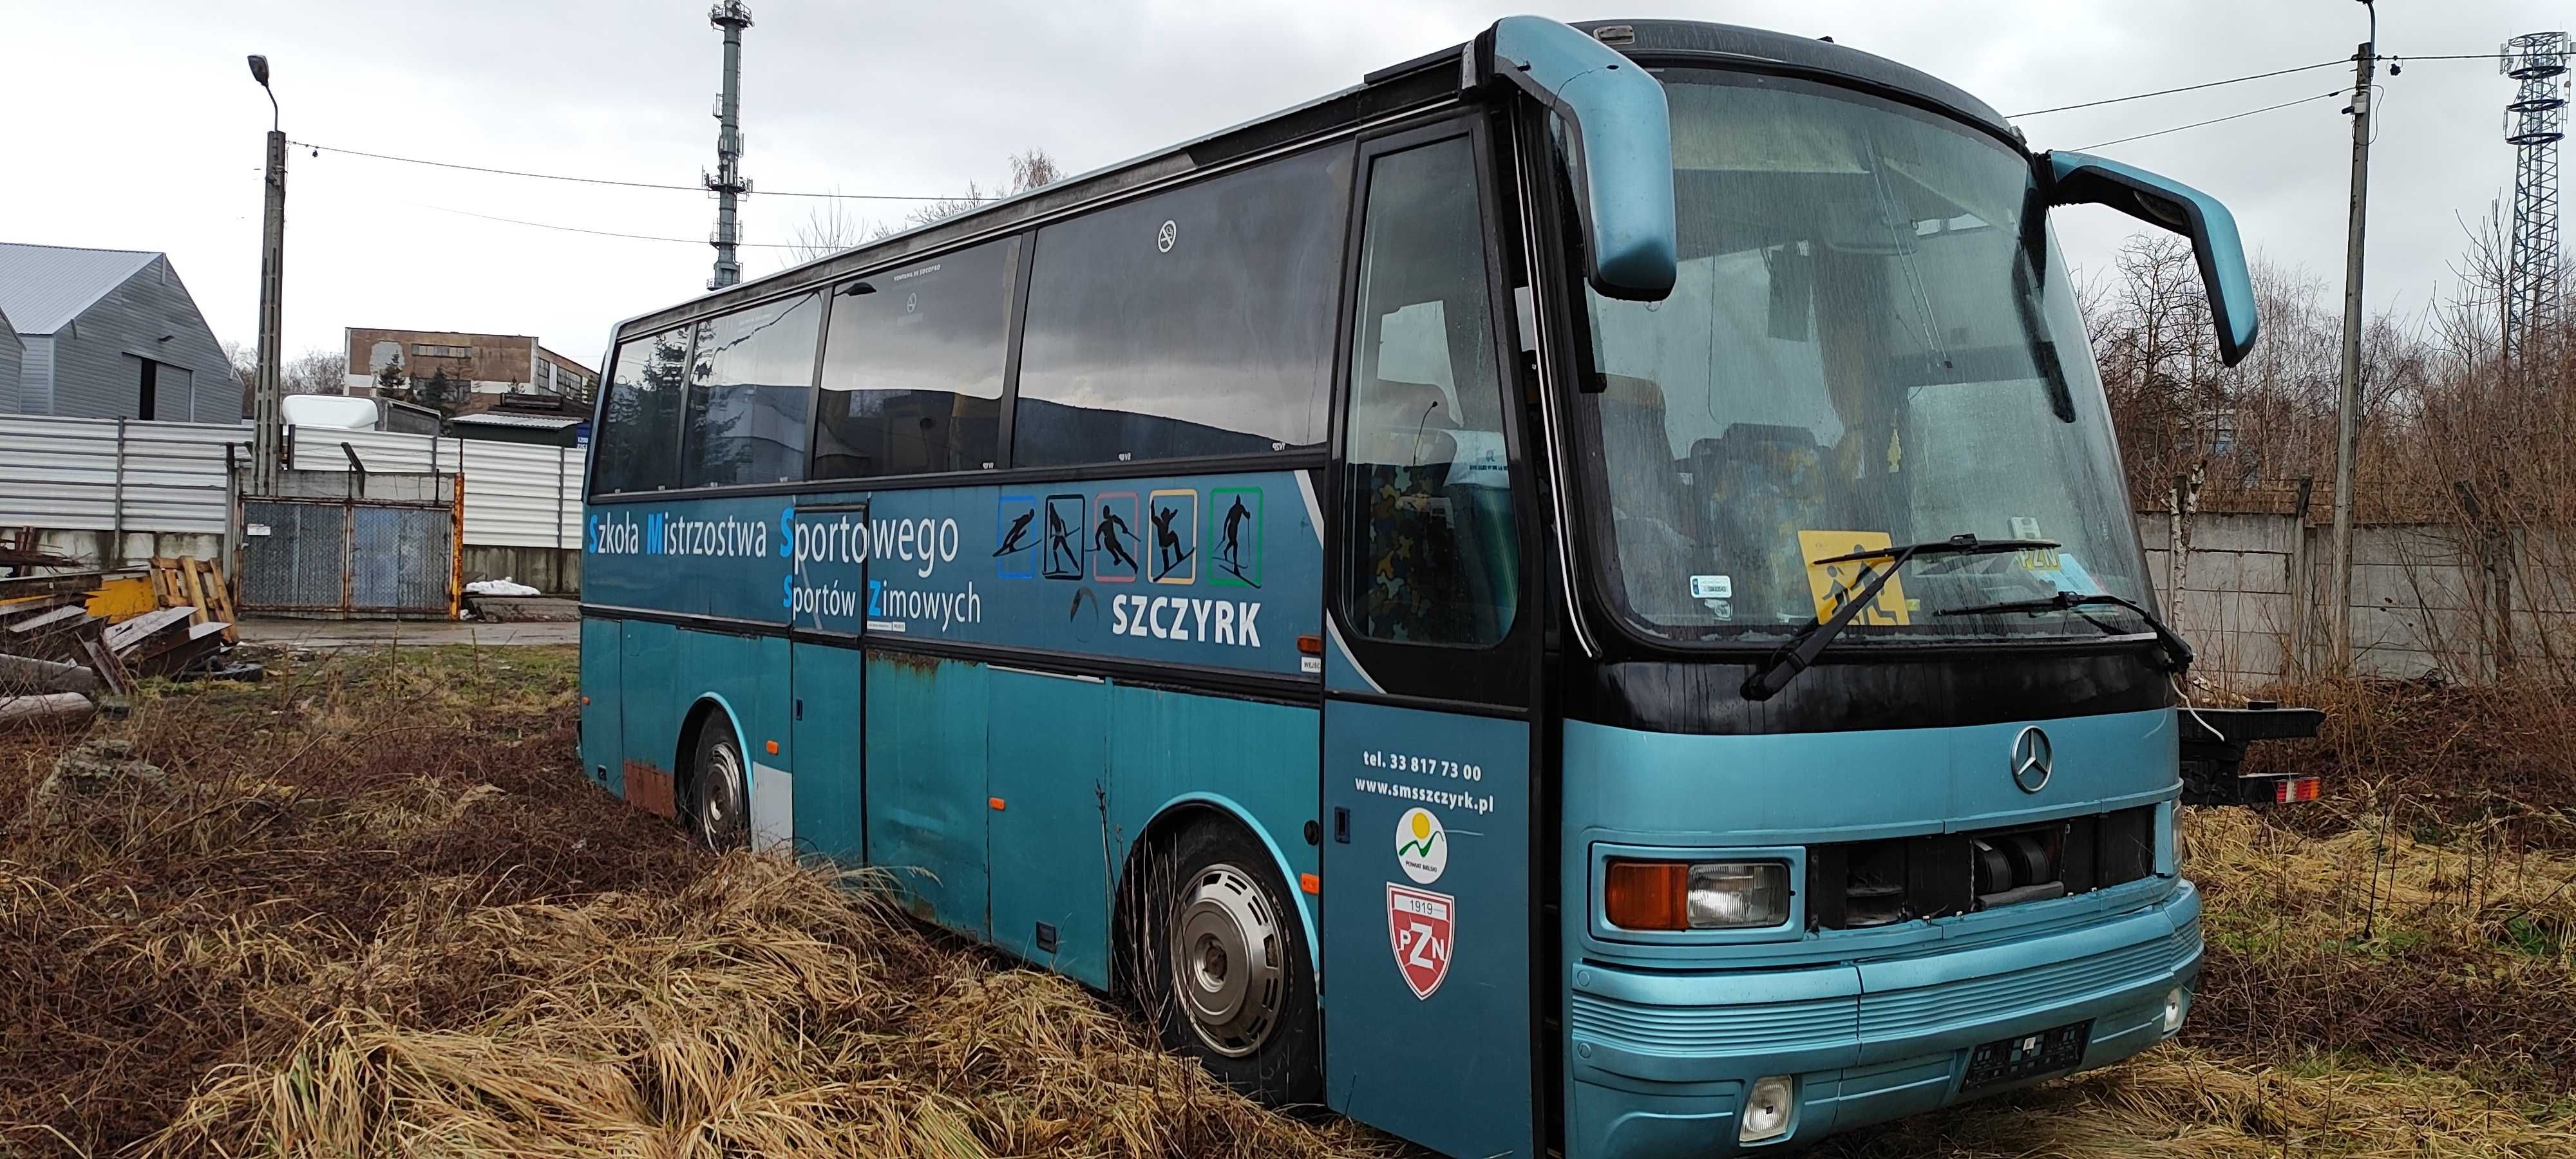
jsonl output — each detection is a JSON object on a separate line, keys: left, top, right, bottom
{"left": 343, "top": 326, "right": 595, "bottom": 400}
{"left": 0, "top": 241, "right": 235, "bottom": 422}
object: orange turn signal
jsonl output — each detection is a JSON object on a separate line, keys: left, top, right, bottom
{"left": 1299, "top": 872, "right": 1320, "bottom": 894}
{"left": 989, "top": 796, "right": 1007, "bottom": 811}
{"left": 764, "top": 740, "right": 779, "bottom": 755}
{"left": 1603, "top": 860, "right": 1689, "bottom": 931}
{"left": 1296, "top": 634, "right": 1323, "bottom": 655}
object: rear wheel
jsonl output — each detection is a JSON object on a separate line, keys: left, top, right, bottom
{"left": 685, "top": 715, "right": 749, "bottom": 851}
{"left": 1135, "top": 819, "right": 1321, "bottom": 1106}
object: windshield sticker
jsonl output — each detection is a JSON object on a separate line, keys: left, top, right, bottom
{"left": 1799, "top": 529, "right": 1911, "bottom": 625}
{"left": 1689, "top": 574, "right": 1732, "bottom": 599}
{"left": 2025, "top": 550, "right": 2099, "bottom": 595}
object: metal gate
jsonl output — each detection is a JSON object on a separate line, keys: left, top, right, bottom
{"left": 239, "top": 469, "right": 461, "bottom": 618}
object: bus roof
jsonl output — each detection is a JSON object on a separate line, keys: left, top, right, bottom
{"left": 609, "top": 18, "right": 2017, "bottom": 348}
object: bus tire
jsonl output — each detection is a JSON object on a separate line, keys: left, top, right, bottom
{"left": 1138, "top": 818, "right": 1323, "bottom": 1107}
{"left": 684, "top": 712, "right": 750, "bottom": 851}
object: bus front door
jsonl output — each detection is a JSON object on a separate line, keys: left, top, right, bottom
{"left": 1319, "top": 118, "right": 1544, "bottom": 1159}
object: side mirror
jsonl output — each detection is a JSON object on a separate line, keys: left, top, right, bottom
{"left": 2041, "top": 151, "right": 2258, "bottom": 365}
{"left": 1472, "top": 16, "right": 1676, "bottom": 302}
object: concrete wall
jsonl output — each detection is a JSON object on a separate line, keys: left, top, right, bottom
{"left": 461, "top": 544, "right": 581, "bottom": 593}
{"left": 2143, "top": 510, "right": 2558, "bottom": 686}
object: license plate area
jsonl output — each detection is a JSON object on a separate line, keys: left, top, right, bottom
{"left": 1961, "top": 1020, "right": 2091, "bottom": 1092}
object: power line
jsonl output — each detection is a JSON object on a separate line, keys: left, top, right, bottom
{"left": 411, "top": 202, "right": 808, "bottom": 247}
{"left": 2072, "top": 90, "right": 2347, "bottom": 151}
{"left": 2008, "top": 59, "right": 2345, "bottom": 117}
{"left": 2009, "top": 50, "right": 2517, "bottom": 118}
{"left": 298, "top": 141, "right": 998, "bottom": 202}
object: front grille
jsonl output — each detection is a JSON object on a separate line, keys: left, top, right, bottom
{"left": 1857, "top": 932, "right": 2178, "bottom": 1039}
{"left": 1810, "top": 806, "right": 2159, "bottom": 931}
{"left": 1569, "top": 990, "right": 1856, "bottom": 1055}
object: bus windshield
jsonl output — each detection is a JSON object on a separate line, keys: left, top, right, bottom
{"left": 1575, "top": 68, "right": 2152, "bottom": 645}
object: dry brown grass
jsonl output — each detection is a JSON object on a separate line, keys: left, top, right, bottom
{"left": 9, "top": 646, "right": 2576, "bottom": 1156}
{"left": 1824, "top": 1048, "right": 2576, "bottom": 1158}
{"left": 149, "top": 855, "right": 1394, "bottom": 1158}
{"left": 0, "top": 646, "right": 1395, "bottom": 1158}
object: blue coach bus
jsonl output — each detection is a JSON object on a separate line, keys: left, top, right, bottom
{"left": 579, "top": 17, "right": 2262, "bottom": 1156}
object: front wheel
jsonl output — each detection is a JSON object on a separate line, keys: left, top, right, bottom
{"left": 685, "top": 717, "right": 750, "bottom": 851}
{"left": 1137, "top": 820, "right": 1322, "bottom": 1106}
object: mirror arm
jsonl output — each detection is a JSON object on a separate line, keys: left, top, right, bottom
{"left": 1470, "top": 16, "right": 1677, "bottom": 301}
{"left": 2040, "top": 149, "right": 2259, "bottom": 366}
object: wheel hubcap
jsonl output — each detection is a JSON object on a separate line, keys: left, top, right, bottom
{"left": 1169, "top": 862, "right": 1286, "bottom": 1057}
{"left": 697, "top": 742, "right": 746, "bottom": 849}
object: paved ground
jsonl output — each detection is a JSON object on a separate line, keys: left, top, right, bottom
{"left": 236, "top": 617, "right": 580, "bottom": 648}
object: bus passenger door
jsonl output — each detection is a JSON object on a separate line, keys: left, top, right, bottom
{"left": 1320, "top": 119, "right": 1545, "bottom": 1158}
{"left": 788, "top": 501, "right": 869, "bottom": 864}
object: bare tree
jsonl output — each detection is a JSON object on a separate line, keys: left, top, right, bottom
{"left": 777, "top": 148, "right": 1070, "bottom": 269}
{"left": 283, "top": 348, "right": 349, "bottom": 395}
{"left": 783, "top": 191, "right": 872, "bottom": 265}
{"left": 221, "top": 340, "right": 258, "bottom": 392}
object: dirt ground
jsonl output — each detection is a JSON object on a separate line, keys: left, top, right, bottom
{"left": 2, "top": 645, "right": 2570, "bottom": 1156}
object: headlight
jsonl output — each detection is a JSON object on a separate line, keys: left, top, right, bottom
{"left": 2161, "top": 986, "right": 2186, "bottom": 1033}
{"left": 1604, "top": 859, "right": 1790, "bottom": 930}
{"left": 1689, "top": 862, "right": 1790, "bottom": 928}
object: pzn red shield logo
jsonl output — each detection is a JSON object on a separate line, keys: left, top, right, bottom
{"left": 1387, "top": 883, "right": 1454, "bottom": 1000}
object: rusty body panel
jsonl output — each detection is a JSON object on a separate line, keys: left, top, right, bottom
{"left": 623, "top": 759, "right": 677, "bottom": 819}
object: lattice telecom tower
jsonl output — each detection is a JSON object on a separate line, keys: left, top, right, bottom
{"left": 2502, "top": 32, "right": 2570, "bottom": 356}
{"left": 705, "top": 1, "right": 755, "bottom": 291}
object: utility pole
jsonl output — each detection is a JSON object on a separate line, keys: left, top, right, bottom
{"left": 2327, "top": 16, "right": 2376, "bottom": 673}
{"left": 247, "top": 55, "right": 286, "bottom": 495}
{"left": 705, "top": 2, "right": 754, "bottom": 291}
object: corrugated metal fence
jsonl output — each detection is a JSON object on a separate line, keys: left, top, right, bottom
{"left": 0, "top": 413, "right": 584, "bottom": 550}
{"left": 0, "top": 414, "right": 240, "bottom": 535}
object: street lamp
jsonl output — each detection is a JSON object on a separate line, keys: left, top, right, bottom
{"left": 248, "top": 53, "right": 285, "bottom": 494}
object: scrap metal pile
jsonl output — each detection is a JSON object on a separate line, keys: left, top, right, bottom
{"left": 0, "top": 557, "right": 245, "bottom": 728}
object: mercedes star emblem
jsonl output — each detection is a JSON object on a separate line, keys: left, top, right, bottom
{"left": 2011, "top": 726, "right": 2054, "bottom": 793}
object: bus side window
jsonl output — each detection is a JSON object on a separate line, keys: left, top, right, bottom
{"left": 679, "top": 290, "right": 824, "bottom": 488}
{"left": 1342, "top": 135, "right": 1518, "bottom": 646}
{"left": 811, "top": 236, "right": 1020, "bottom": 479}
{"left": 1012, "top": 144, "right": 1351, "bottom": 468}
{"left": 593, "top": 325, "right": 693, "bottom": 494}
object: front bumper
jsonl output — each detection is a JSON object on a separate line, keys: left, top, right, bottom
{"left": 1567, "top": 881, "right": 2201, "bottom": 1157}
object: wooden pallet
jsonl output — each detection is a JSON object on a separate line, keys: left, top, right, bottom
{"left": 150, "top": 556, "right": 238, "bottom": 643}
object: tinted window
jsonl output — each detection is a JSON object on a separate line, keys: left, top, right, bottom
{"left": 592, "top": 326, "right": 692, "bottom": 494}
{"left": 812, "top": 236, "right": 1020, "bottom": 479}
{"left": 1343, "top": 137, "right": 1518, "bottom": 645}
{"left": 1013, "top": 144, "right": 1350, "bottom": 467}
{"left": 680, "top": 291, "right": 822, "bottom": 487}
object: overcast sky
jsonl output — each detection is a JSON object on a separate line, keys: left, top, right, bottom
{"left": 3, "top": 1, "right": 2564, "bottom": 373}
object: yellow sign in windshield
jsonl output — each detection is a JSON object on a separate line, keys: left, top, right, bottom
{"left": 1799, "top": 530, "right": 1913, "bottom": 626}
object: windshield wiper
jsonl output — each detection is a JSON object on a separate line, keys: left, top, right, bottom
{"left": 1740, "top": 534, "right": 2061, "bottom": 702}
{"left": 1937, "top": 590, "right": 2195, "bottom": 673}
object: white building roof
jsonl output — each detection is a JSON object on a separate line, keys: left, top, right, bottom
{"left": 0, "top": 242, "right": 162, "bottom": 335}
